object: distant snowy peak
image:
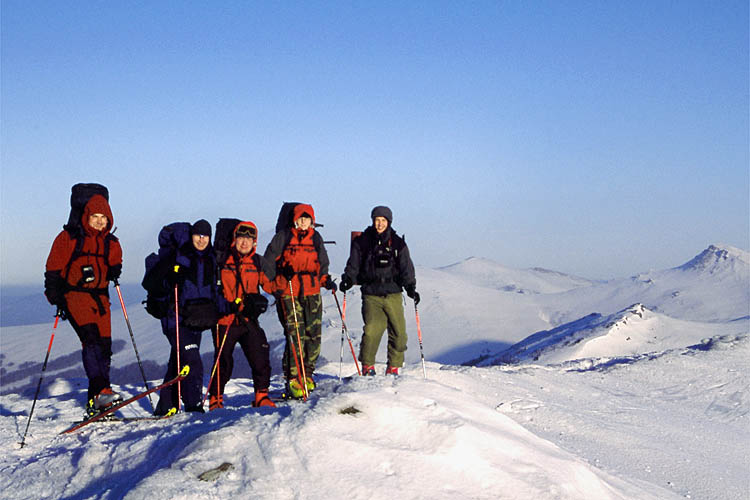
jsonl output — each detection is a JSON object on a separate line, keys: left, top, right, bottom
{"left": 479, "top": 303, "right": 743, "bottom": 367}
{"left": 676, "top": 244, "right": 749, "bottom": 275}
{"left": 438, "top": 256, "right": 594, "bottom": 294}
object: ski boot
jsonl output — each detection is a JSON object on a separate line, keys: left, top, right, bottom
{"left": 385, "top": 366, "right": 399, "bottom": 377}
{"left": 252, "top": 389, "right": 276, "bottom": 408}
{"left": 362, "top": 365, "right": 376, "bottom": 376}
{"left": 94, "top": 387, "right": 123, "bottom": 410}
{"left": 209, "top": 394, "right": 224, "bottom": 411}
{"left": 305, "top": 376, "right": 316, "bottom": 392}
{"left": 285, "top": 378, "right": 306, "bottom": 399}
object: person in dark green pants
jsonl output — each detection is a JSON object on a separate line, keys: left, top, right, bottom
{"left": 340, "top": 206, "right": 419, "bottom": 376}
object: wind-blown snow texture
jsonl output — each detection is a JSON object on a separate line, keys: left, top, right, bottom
{"left": 1, "top": 244, "right": 748, "bottom": 499}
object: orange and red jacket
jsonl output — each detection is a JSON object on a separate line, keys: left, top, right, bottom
{"left": 45, "top": 194, "right": 123, "bottom": 337}
{"left": 264, "top": 204, "right": 332, "bottom": 297}
{"left": 219, "top": 221, "right": 275, "bottom": 326}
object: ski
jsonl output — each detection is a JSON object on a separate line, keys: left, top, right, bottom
{"left": 60, "top": 366, "right": 189, "bottom": 434}
{"left": 68, "top": 407, "right": 178, "bottom": 425}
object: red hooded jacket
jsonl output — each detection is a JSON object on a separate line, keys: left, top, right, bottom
{"left": 45, "top": 194, "right": 123, "bottom": 337}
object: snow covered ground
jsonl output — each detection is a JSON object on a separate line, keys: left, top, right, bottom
{"left": 1, "top": 244, "right": 748, "bottom": 499}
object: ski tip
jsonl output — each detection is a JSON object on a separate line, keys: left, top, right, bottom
{"left": 179, "top": 365, "right": 190, "bottom": 377}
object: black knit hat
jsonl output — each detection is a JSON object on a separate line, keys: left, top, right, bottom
{"left": 190, "top": 219, "right": 212, "bottom": 238}
{"left": 371, "top": 206, "right": 393, "bottom": 224}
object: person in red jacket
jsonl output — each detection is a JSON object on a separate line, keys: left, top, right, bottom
{"left": 209, "top": 221, "right": 276, "bottom": 410}
{"left": 264, "top": 204, "right": 336, "bottom": 399}
{"left": 44, "top": 194, "right": 124, "bottom": 415}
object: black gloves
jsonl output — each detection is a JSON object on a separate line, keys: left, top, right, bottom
{"left": 242, "top": 293, "right": 269, "bottom": 320}
{"left": 280, "top": 265, "right": 295, "bottom": 281}
{"left": 340, "top": 275, "right": 353, "bottom": 292}
{"left": 322, "top": 275, "right": 337, "bottom": 292}
{"left": 405, "top": 285, "right": 420, "bottom": 305}
{"left": 44, "top": 271, "right": 66, "bottom": 308}
{"left": 167, "top": 265, "right": 186, "bottom": 286}
{"left": 106, "top": 264, "right": 122, "bottom": 282}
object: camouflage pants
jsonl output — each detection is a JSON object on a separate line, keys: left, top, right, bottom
{"left": 278, "top": 294, "right": 322, "bottom": 379}
{"left": 360, "top": 293, "right": 408, "bottom": 368}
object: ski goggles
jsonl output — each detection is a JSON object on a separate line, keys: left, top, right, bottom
{"left": 235, "top": 224, "right": 257, "bottom": 239}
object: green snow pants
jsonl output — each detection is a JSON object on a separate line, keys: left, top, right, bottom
{"left": 278, "top": 293, "right": 322, "bottom": 379}
{"left": 359, "top": 293, "right": 408, "bottom": 368}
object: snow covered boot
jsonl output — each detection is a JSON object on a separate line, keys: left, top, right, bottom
{"left": 362, "top": 365, "right": 376, "bottom": 376}
{"left": 386, "top": 366, "right": 399, "bottom": 376}
{"left": 209, "top": 394, "right": 224, "bottom": 411}
{"left": 286, "top": 379, "right": 305, "bottom": 399}
{"left": 94, "top": 387, "right": 122, "bottom": 410}
{"left": 252, "top": 390, "right": 276, "bottom": 408}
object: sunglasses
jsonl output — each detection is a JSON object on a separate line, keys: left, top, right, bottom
{"left": 235, "top": 225, "right": 257, "bottom": 239}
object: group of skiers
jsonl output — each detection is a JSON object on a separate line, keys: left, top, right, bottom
{"left": 44, "top": 184, "right": 419, "bottom": 417}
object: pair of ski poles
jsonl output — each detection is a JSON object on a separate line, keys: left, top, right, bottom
{"left": 333, "top": 290, "right": 426, "bottom": 380}
{"left": 20, "top": 281, "right": 153, "bottom": 448}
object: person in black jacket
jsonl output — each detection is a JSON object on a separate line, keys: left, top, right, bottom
{"left": 340, "top": 206, "right": 418, "bottom": 376}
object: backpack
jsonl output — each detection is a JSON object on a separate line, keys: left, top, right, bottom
{"left": 214, "top": 218, "right": 242, "bottom": 269}
{"left": 141, "top": 222, "right": 192, "bottom": 319}
{"left": 275, "top": 201, "right": 302, "bottom": 234}
{"left": 61, "top": 183, "right": 117, "bottom": 282}
{"left": 64, "top": 183, "right": 109, "bottom": 237}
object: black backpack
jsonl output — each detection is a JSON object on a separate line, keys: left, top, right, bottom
{"left": 214, "top": 218, "right": 242, "bottom": 270}
{"left": 275, "top": 202, "right": 302, "bottom": 233}
{"left": 62, "top": 183, "right": 117, "bottom": 281}
{"left": 64, "top": 183, "right": 109, "bottom": 236}
{"left": 141, "top": 222, "right": 191, "bottom": 319}
{"left": 274, "top": 202, "right": 333, "bottom": 251}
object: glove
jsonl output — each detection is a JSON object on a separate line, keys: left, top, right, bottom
{"left": 339, "top": 275, "right": 353, "bottom": 293}
{"left": 405, "top": 285, "right": 420, "bottom": 305}
{"left": 44, "top": 271, "right": 66, "bottom": 306}
{"left": 56, "top": 307, "right": 68, "bottom": 321}
{"left": 228, "top": 297, "right": 242, "bottom": 314}
{"left": 323, "top": 275, "right": 337, "bottom": 292}
{"left": 167, "top": 265, "right": 186, "bottom": 286}
{"left": 280, "top": 265, "right": 295, "bottom": 282}
{"left": 106, "top": 264, "right": 122, "bottom": 282}
{"left": 242, "top": 293, "right": 268, "bottom": 319}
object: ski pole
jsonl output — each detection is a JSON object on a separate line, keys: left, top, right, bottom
{"left": 113, "top": 281, "right": 154, "bottom": 411}
{"left": 332, "top": 291, "right": 361, "bottom": 376}
{"left": 338, "top": 295, "right": 345, "bottom": 380}
{"left": 414, "top": 304, "right": 427, "bottom": 379}
{"left": 174, "top": 280, "right": 182, "bottom": 412}
{"left": 20, "top": 312, "right": 60, "bottom": 448}
{"left": 202, "top": 323, "right": 230, "bottom": 406}
{"left": 288, "top": 280, "right": 308, "bottom": 399}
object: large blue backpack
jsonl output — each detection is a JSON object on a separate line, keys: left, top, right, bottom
{"left": 141, "top": 222, "right": 191, "bottom": 319}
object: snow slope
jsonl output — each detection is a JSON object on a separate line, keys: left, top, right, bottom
{"left": 480, "top": 303, "right": 747, "bottom": 366}
{"left": 439, "top": 257, "right": 596, "bottom": 294}
{"left": 1, "top": 244, "right": 748, "bottom": 499}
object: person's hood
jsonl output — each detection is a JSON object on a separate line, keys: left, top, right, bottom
{"left": 82, "top": 194, "right": 113, "bottom": 235}
{"left": 293, "top": 203, "right": 315, "bottom": 225}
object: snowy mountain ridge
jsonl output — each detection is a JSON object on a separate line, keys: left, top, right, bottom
{"left": 478, "top": 302, "right": 747, "bottom": 366}
{"left": 675, "top": 243, "right": 749, "bottom": 274}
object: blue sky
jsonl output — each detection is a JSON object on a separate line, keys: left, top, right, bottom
{"left": 2, "top": 1, "right": 748, "bottom": 285}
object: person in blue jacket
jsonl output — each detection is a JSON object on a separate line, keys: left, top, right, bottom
{"left": 154, "top": 220, "right": 233, "bottom": 415}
